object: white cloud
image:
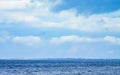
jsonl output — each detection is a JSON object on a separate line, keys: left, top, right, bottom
{"left": 0, "top": 0, "right": 62, "bottom": 24}
{"left": 0, "top": 0, "right": 120, "bottom": 32}
{"left": 1, "top": 34, "right": 120, "bottom": 46}
{"left": 55, "top": 10, "right": 120, "bottom": 32}
{"left": 0, "top": 0, "right": 30, "bottom": 10}
{"left": 50, "top": 35, "right": 120, "bottom": 45}
{"left": 18, "top": 8, "right": 120, "bottom": 32}
{"left": 13, "top": 36, "right": 42, "bottom": 46}
{"left": 50, "top": 35, "right": 99, "bottom": 44}
{"left": 8, "top": 12, "right": 39, "bottom": 23}
{"left": 104, "top": 36, "right": 120, "bottom": 45}
{"left": 15, "top": 7, "right": 119, "bottom": 32}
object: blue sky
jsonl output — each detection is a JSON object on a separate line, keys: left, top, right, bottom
{"left": 0, "top": 0, "right": 120, "bottom": 59}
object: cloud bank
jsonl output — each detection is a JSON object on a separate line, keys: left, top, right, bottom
{"left": 0, "top": 0, "right": 120, "bottom": 32}
{"left": 1, "top": 35, "right": 120, "bottom": 46}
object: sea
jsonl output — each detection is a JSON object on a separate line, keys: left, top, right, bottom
{"left": 0, "top": 59, "right": 120, "bottom": 75}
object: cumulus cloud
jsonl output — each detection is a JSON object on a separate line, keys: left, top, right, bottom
{"left": 12, "top": 36, "right": 42, "bottom": 46}
{"left": 1, "top": 35, "right": 120, "bottom": 46}
{"left": 0, "top": 0, "right": 30, "bottom": 10}
{"left": 8, "top": 12, "right": 39, "bottom": 23}
{"left": 0, "top": 0, "right": 62, "bottom": 25}
{"left": 0, "top": 0, "right": 120, "bottom": 32}
{"left": 50, "top": 35, "right": 120, "bottom": 45}
{"left": 49, "top": 10, "right": 120, "bottom": 32}
{"left": 50, "top": 35, "right": 98, "bottom": 44}
{"left": 104, "top": 36, "right": 120, "bottom": 45}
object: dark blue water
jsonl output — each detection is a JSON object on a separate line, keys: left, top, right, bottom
{"left": 0, "top": 59, "right": 120, "bottom": 75}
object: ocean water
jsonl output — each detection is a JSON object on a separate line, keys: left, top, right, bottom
{"left": 0, "top": 59, "right": 120, "bottom": 75}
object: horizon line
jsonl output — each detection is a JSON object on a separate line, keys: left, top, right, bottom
{"left": 0, "top": 58, "right": 120, "bottom": 60}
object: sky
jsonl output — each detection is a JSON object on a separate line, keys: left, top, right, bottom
{"left": 0, "top": 0, "right": 120, "bottom": 59}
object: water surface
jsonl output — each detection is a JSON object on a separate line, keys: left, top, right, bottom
{"left": 0, "top": 59, "right": 120, "bottom": 75}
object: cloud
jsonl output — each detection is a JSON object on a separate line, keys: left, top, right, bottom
{"left": 50, "top": 35, "right": 120, "bottom": 45}
{"left": 1, "top": 34, "right": 120, "bottom": 47}
{"left": 104, "top": 36, "right": 120, "bottom": 45}
{"left": 12, "top": 36, "right": 42, "bottom": 46}
{"left": 0, "top": 0, "right": 62, "bottom": 25}
{"left": 50, "top": 35, "right": 98, "bottom": 44}
{"left": 7, "top": 12, "right": 39, "bottom": 23}
{"left": 0, "top": 0, "right": 120, "bottom": 32}
{"left": 0, "top": 0, "right": 30, "bottom": 10}
{"left": 53, "top": 9, "right": 120, "bottom": 32}
{"left": 0, "top": 0, "right": 62, "bottom": 11}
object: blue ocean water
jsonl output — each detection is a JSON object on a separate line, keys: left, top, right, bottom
{"left": 0, "top": 59, "right": 120, "bottom": 75}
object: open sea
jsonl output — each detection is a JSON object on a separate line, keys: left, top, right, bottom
{"left": 0, "top": 59, "right": 120, "bottom": 75}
